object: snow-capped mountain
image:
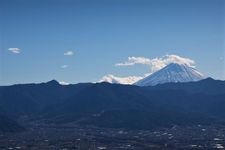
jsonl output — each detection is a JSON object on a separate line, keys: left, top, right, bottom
{"left": 99, "top": 74, "right": 142, "bottom": 85}
{"left": 134, "top": 63, "right": 204, "bottom": 86}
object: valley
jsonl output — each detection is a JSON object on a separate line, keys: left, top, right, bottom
{"left": 1, "top": 122, "right": 225, "bottom": 149}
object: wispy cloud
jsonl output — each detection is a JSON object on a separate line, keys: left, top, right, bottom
{"left": 61, "top": 65, "right": 68, "bottom": 69}
{"left": 64, "top": 51, "right": 74, "bottom": 56}
{"left": 8, "top": 48, "right": 21, "bottom": 54}
{"left": 116, "top": 54, "right": 195, "bottom": 73}
{"left": 115, "top": 57, "right": 151, "bottom": 66}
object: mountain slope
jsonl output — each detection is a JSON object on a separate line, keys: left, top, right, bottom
{"left": 147, "top": 78, "right": 225, "bottom": 95}
{"left": 42, "top": 83, "right": 215, "bottom": 129}
{"left": 0, "top": 80, "right": 92, "bottom": 118}
{"left": 1, "top": 79, "right": 225, "bottom": 130}
{"left": 0, "top": 114, "right": 24, "bottom": 132}
{"left": 42, "top": 79, "right": 225, "bottom": 129}
{"left": 135, "top": 63, "right": 204, "bottom": 86}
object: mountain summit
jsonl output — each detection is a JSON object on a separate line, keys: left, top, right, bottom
{"left": 135, "top": 63, "right": 204, "bottom": 86}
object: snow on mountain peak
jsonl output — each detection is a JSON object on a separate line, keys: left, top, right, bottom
{"left": 134, "top": 63, "right": 204, "bottom": 86}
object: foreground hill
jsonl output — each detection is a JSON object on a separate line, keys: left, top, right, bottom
{"left": 0, "top": 78, "right": 225, "bottom": 131}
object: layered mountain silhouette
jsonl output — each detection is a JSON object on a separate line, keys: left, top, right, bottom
{"left": 0, "top": 78, "right": 225, "bottom": 132}
{"left": 135, "top": 63, "right": 204, "bottom": 86}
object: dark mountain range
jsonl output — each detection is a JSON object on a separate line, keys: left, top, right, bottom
{"left": 0, "top": 114, "right": 24, "bottom": 132}
{"left": 147, "top": 77, "right": 225, "bottom": 95}
{"left": 0, "top": 80, "right": 92, "bottom": 118}
{"left": 0, "top": 78, "right": 225, "bottom": 132}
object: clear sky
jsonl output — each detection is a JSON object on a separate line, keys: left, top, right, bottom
{"left": 1, "top": 0, "right": 225, "bottom": 85}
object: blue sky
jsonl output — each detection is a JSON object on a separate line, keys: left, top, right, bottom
{"left": 0, "top": 0, "right": 225, "bottom": 85}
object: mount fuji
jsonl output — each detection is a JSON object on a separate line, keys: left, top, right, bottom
{"left": 135, "top": 63, "right": 204, "bottom": 86}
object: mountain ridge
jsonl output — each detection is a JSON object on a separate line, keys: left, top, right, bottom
{"left": 1, "top": 78, "right": 225, "bottom": 131}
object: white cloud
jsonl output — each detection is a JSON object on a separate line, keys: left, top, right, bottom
{"left": 61, "top": 65, "right": 68, "bottom": 68}
{"left": 116, "top": 54, "right": 196, "bottom": 73}
{"left": 64, "top": 51, "right": 74, "bottom": 56}
{"left": 59, "top": 81, "right": 70, "bottom": 85}
{"left": 100, "top": 54, "right": 197, "bottom": 85}
{"left": 8, "top": 48, "right": 21, "bottom": 54}
{"left": 99, "top": 74, "right": 143, "bottom": 85}
{"left": 162, "top": 54, "right": 195, "bottom": 67}
{"left": 115, "top": 57, "right": 151, "bottom": 66}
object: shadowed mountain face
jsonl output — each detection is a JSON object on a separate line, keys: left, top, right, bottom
{"left": 0, "top": 81, "right": 92, "bottom": 118}
{"left": 135, "top": 63, "right": 204, "bottom": 86}
{"left": 0, "top": 114, "right": 24, "bottom": 132}
{"left": 146, "top": 77, "right": 225, "bottom": 95}
{"left": 0, "top": 78, "right": 225, "bottom": 131}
